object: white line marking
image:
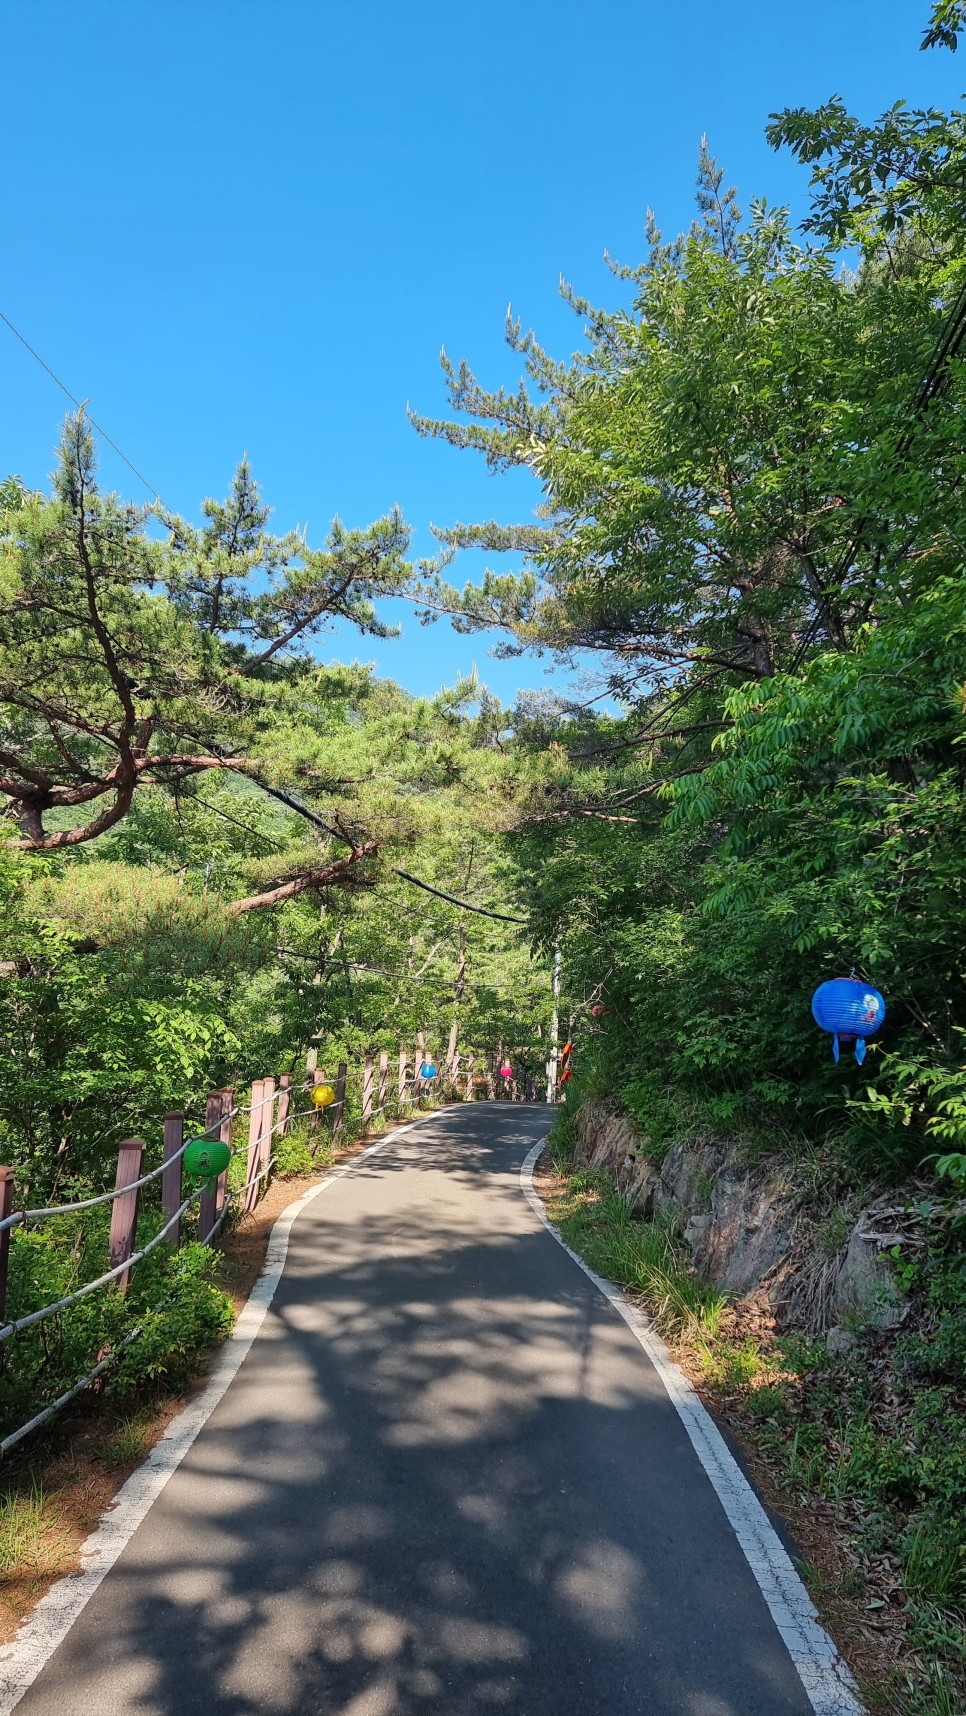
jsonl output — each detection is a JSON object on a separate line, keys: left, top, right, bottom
{"left": 520, "top": 1138, "right": 863, "bottom": 1716}
{"left": 0, "top": 1112, "right": 444, "bottom": 1714}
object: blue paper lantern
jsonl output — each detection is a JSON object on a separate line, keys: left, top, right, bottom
{"left": 811, "top": 978, "right": 886, "bottom": 1065}
{"left": 419, "top": 1061, "right": 437, "bottom": 1080}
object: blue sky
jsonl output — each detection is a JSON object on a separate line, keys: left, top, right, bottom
{"left": 1, "top": 1, "right": 963, "bottom": 704}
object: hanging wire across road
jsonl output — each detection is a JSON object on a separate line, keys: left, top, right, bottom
{"left": 0, "top": 308, "right": 163, "bottom": 502}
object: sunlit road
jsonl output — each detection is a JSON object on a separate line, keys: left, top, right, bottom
{"left": 13, "top": 1104, "right": 830, "bottom": 1714}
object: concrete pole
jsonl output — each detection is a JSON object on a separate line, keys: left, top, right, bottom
{"left": 546, "top": 938, "right": 562, "bottom": 1103}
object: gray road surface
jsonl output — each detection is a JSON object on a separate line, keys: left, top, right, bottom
{"left": 17, "top": 1103, "right": 817, "bottom": 1715}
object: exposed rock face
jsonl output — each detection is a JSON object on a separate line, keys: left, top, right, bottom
{"left": 570, "top": 1099, "right": 907, "bottom": 1333}
{"left": 832, "top": 1215, "right": 907, "bottom": 1331}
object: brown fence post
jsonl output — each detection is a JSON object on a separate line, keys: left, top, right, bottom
{"left": 362, "top": 1052, "right": 374, "bottom": 1128}
{"left": 332, "top": 1061, "right": 348, "bottom": 1138}
{"left": 0, "top": 1168, "right": 15, "bottom": 1325}
{"left": 466, "top": 1050, "right": 475, "bottom": 1100}
{"left": 276, "top": 1074, "right": 293, "bottom": 1135}
{"left": 199, "top": 1092, "right": 223, "bottom": 1242}
{"left": 398, "top": 1046, "right": 407, "bottom": 1106}
{"left": 244, "top": 1080, "right": 265, "bottom": 1214}
{"left": 199, "top": 1088, "right": 235, "bottom": 1242}
{"left": 215, "top": 1087, "right": 234, "bottom": 1226}
{"left": 162, "top": 1112, "right": 184, "bottom": 1245}
{"left": 109, "top": 1139, "right": 145, "bottom": 1291}
{"left": 486, "top": 1050, "right": 495, "bottom": 1099}
{"left": 258, "top": 1077, "right": 276, "bottom": 1193}
{"left": 311, "top": 1067, "right": 327, "bottom": 1133}
{"left": 378, "top": 1051, "right": 388, "bottom": 1117}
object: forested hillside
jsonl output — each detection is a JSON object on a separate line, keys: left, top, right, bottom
{"left": 0, "top": 425, "right": 551, "bottom": 1199}
{"left": 412, "top": 58, "right": 966, "bottom": 1204}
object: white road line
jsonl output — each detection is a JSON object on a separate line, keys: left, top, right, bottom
{"left": 520, "top": 1138, "right": 864, "bottom": 1716}
{"left": 0, "top": 1112, "right": 444, "bottom": 1715}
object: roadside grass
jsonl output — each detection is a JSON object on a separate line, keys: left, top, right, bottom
{"left": 542, "top": 1120, "right": 966, "bottom": 1716}
{"left": 0, "top": 1482, "right": 64, "bottom": 1580}
{"left": 95, "top": 1411, "right": 156, "bottom": 1467}
{"left": 546, "top": 1166, "right": 730, "bottom": 1343}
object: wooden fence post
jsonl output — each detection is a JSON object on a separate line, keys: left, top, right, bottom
{"left": 244, "top": 1080, "right": 265, "bottom": 1214}
{"left": 199, "top": 1091, "right": 222, "bottom": 1242}
{"left": 215, "top": 1087, "right": 234, "bottom": 1226}
{"left": 332, "top": 1061, "right": 348, "bottom": 1138}
{"left": 398, "top": 1046, "right": 408, "bottom": 1106}
{"left": 378, "top": 1051, "right": 388, "bottom": 1116}
{"left": 362, "top": 1052, "right": 374, "bottom": 1128}
{"left": 276, "top": 1074, "right": 293, "bottom": 1135}
{"left": 162, "top": 1112, "right": 184, "bottom": 1246}
{"left": 199, "top": 1089, "right": 234, "bottom": 1242}
{"left": 258, "top": 1076, "right": 276, "bottom": 1189}
{"left": 311, "top": 1067, "right": 327, "bottom": 1133}
{"left": 486, "top": 1050, "right": 496, "bottom": 1099}
{"left": 466, "top": 1050, "right": 475, "bottom": 1100}
{"left": 0, "top": 1168, "right": 15, "bottom": 1325}
{"left": 109, "top": 1139, "right": 145, "bottom": 1291}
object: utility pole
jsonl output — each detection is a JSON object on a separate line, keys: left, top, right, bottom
{"left": 546, "top": 937, "right": 561, "bottom": 1103}
{"left": 447, "top": 919, "right": 465, "bottom": 1078}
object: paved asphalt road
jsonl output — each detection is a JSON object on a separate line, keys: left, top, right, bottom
{"left": 17, "top": 1104, "right": 820, "bottom": 1715}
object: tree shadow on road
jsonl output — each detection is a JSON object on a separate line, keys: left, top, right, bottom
{"left": 23, "top": 1106, "right": 813, "bottom": 1716}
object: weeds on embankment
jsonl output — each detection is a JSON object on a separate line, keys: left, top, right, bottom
{"left": 541, "top": 1120, "right": 966, "bottom": 1716}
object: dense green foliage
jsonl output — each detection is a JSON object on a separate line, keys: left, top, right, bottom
{"left": 411, "top": 20, "right": 966, "bottom": 1197}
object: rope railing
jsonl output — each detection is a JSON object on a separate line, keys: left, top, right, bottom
{"left": 0, "top": 1147, "right": 194, "bottom": 1233}
{"left": 0, "top": 1326, "right": 144, "bottom": 1457}
{"left": 0, "top": 1190, "right": 200, "bottom": 1343}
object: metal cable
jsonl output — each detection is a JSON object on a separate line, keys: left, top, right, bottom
{"left": 0, "top": 308, "right": 162, "bottom": 501}
{"left": 0, "top": 1325, "right": 144, "bottom": 1456}
{"left": 0, "top": 1190, "right": 201, "bottom": 1343}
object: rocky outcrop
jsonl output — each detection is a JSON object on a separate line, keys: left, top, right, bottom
{"left": 571, "top": 1100, "right": 908, "bottom": 1334}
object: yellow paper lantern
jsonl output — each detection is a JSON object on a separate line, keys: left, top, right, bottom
{"left": 311, "top": 1082, "right": 336, "bottom": 1109}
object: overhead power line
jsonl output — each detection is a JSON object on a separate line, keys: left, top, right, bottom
{"left": 228, "top": 776, "right": 529, "bottom": 925}
{"left": 393, "top": 869, "right": 527, "bottom": 925}
{"left": 0, "top": 308, "right": 162, "bottom": 501}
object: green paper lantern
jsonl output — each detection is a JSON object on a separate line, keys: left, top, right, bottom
{"left": 184, "top": 1138, "right": 232, "bottom": 1185}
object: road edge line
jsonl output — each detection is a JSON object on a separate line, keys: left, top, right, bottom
{"left": 0, "top": 1111, "right": 445, "bottom": 1713}
{"left": 520, "top": 1137, "right": 864, "bottom": 1716}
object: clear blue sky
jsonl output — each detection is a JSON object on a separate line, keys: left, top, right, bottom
{"left": 1, "top": 1, "right": 962, "bottom": 703}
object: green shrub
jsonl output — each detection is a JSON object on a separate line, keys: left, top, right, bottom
{"left": 274, "top": 1120, "right": 320, "bottom": 1177}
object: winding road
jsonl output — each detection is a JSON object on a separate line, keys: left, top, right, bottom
{"left": 0, "top": 1104, "right": 860, "bottom": 1715}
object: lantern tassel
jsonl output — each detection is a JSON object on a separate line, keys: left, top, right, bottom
{"left": 832, "top": 1032, "right": 840, "bottom": 1063}
{"left": 855, "top": 1038, "right": 867, "bottom": 1066}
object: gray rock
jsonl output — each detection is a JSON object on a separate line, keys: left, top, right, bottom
{"left": 825, "top": 1327, "right": 858, "bottom": 1357}
{"left": 832, "top": 1220, "right": 906, "bottom": 1330}
{"left": 696, "top": 1173, "right": 800, "bottom": 1298}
